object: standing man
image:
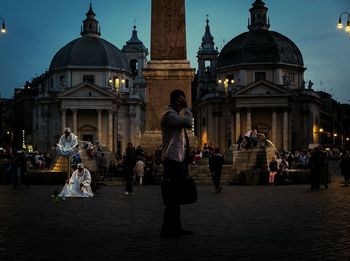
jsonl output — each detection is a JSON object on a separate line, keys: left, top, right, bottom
{"left": 209, "top": 147, "right": 224, "bottom": 193}
{"left": 160, "top": 89, "right": 193, "bottom": 238}
{"left": 310, "top": 146, "right": 323, "bottom": 190}
{"left": 124, "top": 142, "right": 137, "bottom": 196}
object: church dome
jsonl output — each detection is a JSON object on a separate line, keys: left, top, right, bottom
{"left": 49, "top": 36, "right": 130, "bottom": 71}
{"left": 217, "top": 30, "right": 304, "bottom": 68}
{"left": 218, "top": 0, "right": 303, "bottom": 69}
{"left": 49, "top": 4, "right": 130, "bottom": 72}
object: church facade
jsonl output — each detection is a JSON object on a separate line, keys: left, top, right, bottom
{"left": 193, "top": 0, "right": 325, "bottom": 153}
{"left": 12, "top": 4, "right": 148, "bottom": 154}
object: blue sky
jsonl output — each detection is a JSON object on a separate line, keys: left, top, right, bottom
{"left": 0, "top": 0, "right": 349, "bottom": 103}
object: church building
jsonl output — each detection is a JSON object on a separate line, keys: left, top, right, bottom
{"left": 193, "top": 0, "right": 323, "bottom": 153}
{"left": 24, "top": 4, "right": 148, "bottom": 154}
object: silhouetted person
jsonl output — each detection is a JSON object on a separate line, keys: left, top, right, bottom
{"left": 340, "top": 151, "right": 350, "bottom": 186}
{"left": 124, "top": 142, "right": 137, "bottom": 196}
{"left": 160, "top": 89, "right": 193, "bottom": 238}
{"left": 310, "top": 147, "right": 323, "bottom": 190}
{"left": 209, "top": 147, "right": 224, "bottom": 192}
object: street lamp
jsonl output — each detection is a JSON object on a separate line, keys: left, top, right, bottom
{"left": 0, "top": 17, "right": 6, "bottom": 33}
{"left": 337, "top": 12, "right": 350, "bottom": 36}
{"left": 218, "top": 78, "right": 235, "bottom": 95}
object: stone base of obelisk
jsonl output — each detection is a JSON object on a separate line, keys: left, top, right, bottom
{"left": 141, "top": 59, "right": 197, "bottom": 155}
{"left": 142, "top": 60, "right": 196, "bottom": 131}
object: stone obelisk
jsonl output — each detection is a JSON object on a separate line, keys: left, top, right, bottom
{"left": 141, "top": 0, "right": 196, "bottom": 152}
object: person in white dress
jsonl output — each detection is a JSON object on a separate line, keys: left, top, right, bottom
{"left": 59, "top": 163, "right": 94, "bottom": 198}
{"left": 134, "top": 157, "right": 145, "bottom": 185}
{"left": 56, "top": 127, "right": 79, "bottom": 158}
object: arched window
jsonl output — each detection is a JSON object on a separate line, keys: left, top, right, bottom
{"left": 130, "top": 59, "right": 138, "bottom": 77}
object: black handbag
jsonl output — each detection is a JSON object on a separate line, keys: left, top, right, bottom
{"left": 181, "top": 176, "right": 198, "bottom": 205}
{"left": 161, "top": 176, "right": 198, "bottom": 205}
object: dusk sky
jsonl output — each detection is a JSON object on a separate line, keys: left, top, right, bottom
{"left": 0, "top": 0, "right": 349, "bottom": 103}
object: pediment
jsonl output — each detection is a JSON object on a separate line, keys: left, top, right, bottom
{"left": 236, "top": 80, "right": 290, "bottom": 96}
{"left": 58, "top": 82, "right": 115, "bottom": 99}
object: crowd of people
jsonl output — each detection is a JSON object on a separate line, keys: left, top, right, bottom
{"left": 0, "top": 89, "right": 349, "bottom": 240}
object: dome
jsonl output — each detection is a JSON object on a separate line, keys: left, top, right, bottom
{"left": 49, "top": 36, "right": 130, "bottom": 72}
{"left": 218, "top": 30, "right": 304, "bottom": 68}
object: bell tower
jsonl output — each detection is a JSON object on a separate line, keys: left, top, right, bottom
{"left": 248, "top": 0, "right": 270, "bottom": 31}
{"left": 80, "top": 3, "right": 101, "bottom": 37}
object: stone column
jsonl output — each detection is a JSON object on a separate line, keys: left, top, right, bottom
{"left": 247, "top": 109, "right": 251, "bottom": 131}
{"left": 231, "top": 113, "right": 235, "bottom": 146}
{"left": 61, "top": 109, "right": 66, "bottom": 133}
{"left": 283, "top": 110, "right": 289, "bottom": 151}
{"left": 215, "top": 113, "right": 219, "bottom": 147}
{"left": 128, "top": 108, "right": 136, "bottom": 145}
{"left": 235, "top": 110, "right": 241, "bottom": 141}
{"left": 97, "top": 109, "right": 102, "bottom": 143}
{"left": 108, "top": 110, "right": 113, "bottom": 150}
{"left": 114, "top": 107, "right": 119, "bottom": 154}
{"left": 72, "top": 109, "right": 77, "bottom": 135}
{"left": 272, "top": 110, "right": 277, "bottom": 144}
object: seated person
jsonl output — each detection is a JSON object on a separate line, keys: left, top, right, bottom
{"left": 244, "top": 129, "right": 253, "bottom": 148}
{"left": 244, "top": 129, "right": 258, "bottom": 148}
{"left": 250, "top": 128, "right": 258, "bottom": 147}
{"left": 193, "top": 149, "right": 202, "bottom": 164}
{"left": 59, "top": 163, "right": 94, "bottom": 198}
{"left": 56, "top": 127, "right": 79, "bottom": 158}
{"left": 86, "top": 140, "right": 94, "bottom": 160}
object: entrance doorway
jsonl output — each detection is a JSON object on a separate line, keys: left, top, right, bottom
{"left": 82, "top": 135, "right": 94, "bottom": 143}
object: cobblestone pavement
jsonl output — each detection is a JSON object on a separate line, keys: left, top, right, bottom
{"left": 1, "top": 161, "right": 350, "bottom": 261}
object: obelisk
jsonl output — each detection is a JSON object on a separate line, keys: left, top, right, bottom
{"left": 141, "top": 0, "right": 196, "bottom": 152}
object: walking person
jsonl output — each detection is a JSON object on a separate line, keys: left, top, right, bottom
{"left": 340, "top": 151, "right": 350, "bottom": 186}
{"left": 11, "top": 151, "right": 23, "bottom": 189}
{"left": 134, "top": 156, "right": 145, "bottom": 185}
{"left": 310, "top": 146, "right": 323, "bottom": 190}
{"left": 209, "top": 147, "right": 224, "bottom": 193}
{"left": 268, "top": 156, "right": 278, "bottom": 185}
{"left": 160, "top": 89, "right": 194, "bottom": 238}
{"left": 99, "top": 153, "right": 107, "bottom": 181}
{"left": 124, "top": 142, "right": 137, "bottom": 196}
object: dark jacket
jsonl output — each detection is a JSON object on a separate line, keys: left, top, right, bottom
{"left": 340, "top": 156, "right": 350, "bottom": 176}
{"left": 269, "top": 160, "right": 278, "bottom": 172}
{"left": 124, "top": 148, "right": 137, "bottom": 173}
{"left": 209, "top": 153, "right": 224, "bottom": 172}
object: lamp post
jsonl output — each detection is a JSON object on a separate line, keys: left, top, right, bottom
{"left": 0, "top": 17, "right": 6, "bottom": 33}
{"left": 218, "top": 78, "right": 235, "bottom": 95}
{"left": 217, "top": 78, "right": 235, "bottom": 151}
{"left": 337, "top": 12, "right": 350, "bottom": 36}
{"left": 319, "top": 128, "right": 324, "bottom": 146}
{"left": 112, "top": 80, "right": 120, "bottom": 156}
{"left": 333, "top": 133, "right": 338, "bottom": 148}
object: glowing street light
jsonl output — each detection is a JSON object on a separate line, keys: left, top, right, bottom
{"left": 218, "top": 78, "right": 235, "bottom": 95}
{"left": 337, "top": 12, "right": 350, "bottom": 36}
{"left": 0, "top": 17, "right": 6, "bottom": 33}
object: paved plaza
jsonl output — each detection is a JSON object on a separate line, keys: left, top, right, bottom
{"left": 1, "top": 161, "right": 350, "bottom": 261}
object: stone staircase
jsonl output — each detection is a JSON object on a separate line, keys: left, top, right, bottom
{"left": 189, "top": 164, "right": 235, "bottom": 185}
{"left": 51, "top": 141, "right": 116, "bottom": 175}
{"left": 51, "top": 156, "right": 69, "bottom": 172}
